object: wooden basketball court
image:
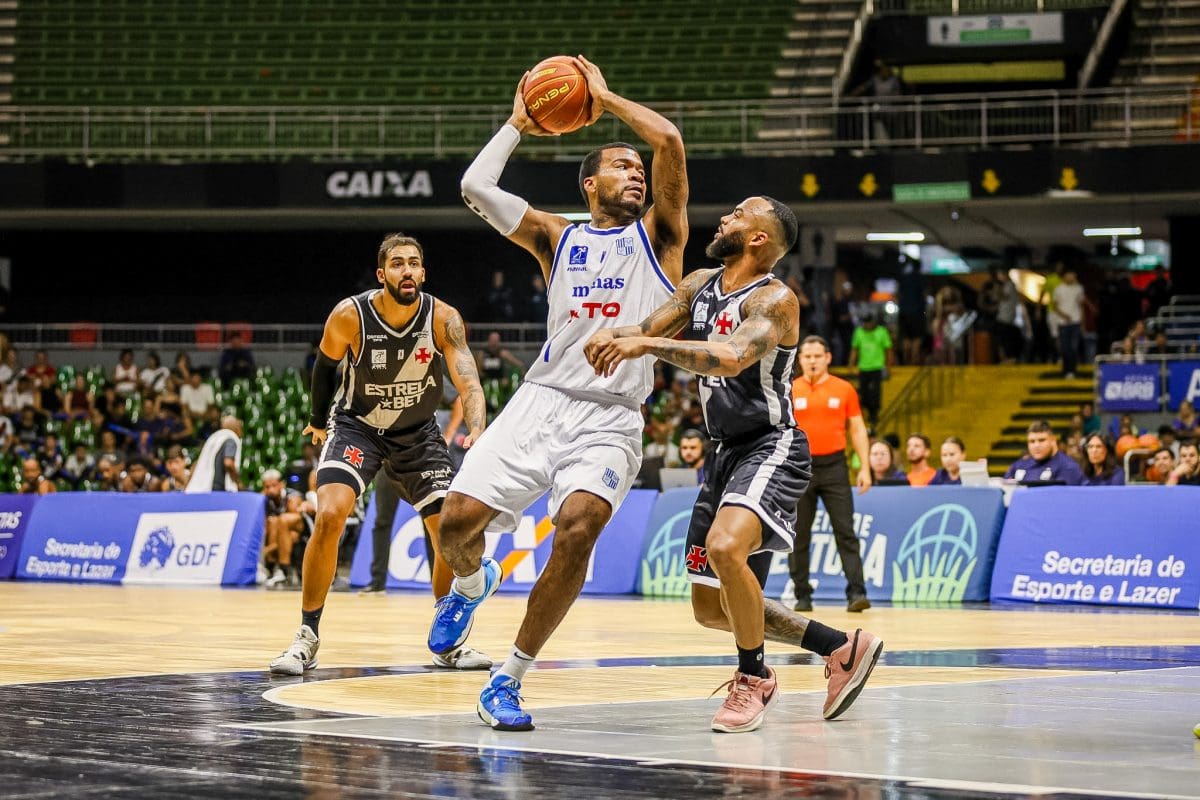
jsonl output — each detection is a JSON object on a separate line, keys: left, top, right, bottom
{"left": 2, "top": 582, "right": 1198, "bottom": 798}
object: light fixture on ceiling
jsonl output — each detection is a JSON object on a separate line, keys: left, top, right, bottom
{"left": 1083, "top": 227, "right": 1142, "bottom": 237}
{"left": 866, "top": 232, "right": 925, "bottom": 242}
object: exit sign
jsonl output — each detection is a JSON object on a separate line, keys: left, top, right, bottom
{"left": 893, "top": 182, "right": 972, "bottom": 203}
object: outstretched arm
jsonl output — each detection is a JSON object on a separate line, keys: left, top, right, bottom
{"left": 433, "top": 302, "right": 487, "bottom": 448}
{"left": 588, "top": 283, "right": 798, "bottom": 378}
{"left": 577, "top": 56, "right": 688, "bottom": 285}
{"left": 460, "top": 73, "right": 572, "bottom": 282}
{"left": 583, "top": 268, "right": 717, "bottom": 365}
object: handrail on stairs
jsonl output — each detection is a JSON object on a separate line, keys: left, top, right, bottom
{"left": 872, "top": 364, "right": 965, "bottom": 439}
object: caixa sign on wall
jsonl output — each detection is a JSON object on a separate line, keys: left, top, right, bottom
{"left": 325, "top": 170, "right": 433, "bottom": 199}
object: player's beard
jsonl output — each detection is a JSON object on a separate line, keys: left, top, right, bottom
{"left": 597, "top": 182, "right": 644, "bottom": 219}
{"left": 706, "top": 229, "right": 747, "bottom": 261}
{"left": 386, "top": 279, "right": 421, "bottom": 306}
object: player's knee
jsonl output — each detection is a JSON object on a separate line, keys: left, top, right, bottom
{"left": 704, "top": 527, "right": 749, "bottom": 570}
{"left": 551, "top": 518, "right": 602, "bottom": 561}
{"left": 311, "top": 505, "right": 348, "bottom": 540}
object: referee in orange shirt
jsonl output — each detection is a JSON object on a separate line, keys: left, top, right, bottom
{"left": 789, "top": 336, "right": 873, "bottom": 612}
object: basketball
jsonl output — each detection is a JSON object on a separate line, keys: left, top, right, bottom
{"left": 1115, "top": 435, "right": 1138, "bottom": 458}
{"left": 1137, "top": 432, "right": 1162, "bottom": 451}
{"left": 523, "top": 56, "right": 591, "bottom": 134}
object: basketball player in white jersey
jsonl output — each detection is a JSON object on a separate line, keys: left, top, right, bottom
{"left": 428, "top": 56, "right": 687, "bottom": 731}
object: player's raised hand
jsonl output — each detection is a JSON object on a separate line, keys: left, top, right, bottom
{"left": 574, "top": 55, "right": 608, "bottom": 126}
{"left": 508, "top": 71, "right": 557, "bottom": 136}
{"left": 302, "top": 424, "right": 327, "bottom": 447}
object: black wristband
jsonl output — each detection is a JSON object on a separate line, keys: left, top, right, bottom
{"left": 309, "top": 352, "right": 340, "bottom": 429}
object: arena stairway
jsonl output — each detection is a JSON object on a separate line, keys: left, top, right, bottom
{"left": 985, "top": 366, "right": 1094, "bottom": 476}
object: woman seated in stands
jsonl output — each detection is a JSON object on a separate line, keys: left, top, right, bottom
{"left": 1173, "top": 400, "right": 1198, "bottom": 440}
{"left": 930, "top": 436, "right": 967, "bottom": 485}
{"left": 867, "top": 439, "right": 909, "bottom": 485}
{"left": 1080, "top": 433, "right": 1125, "bottom": 486}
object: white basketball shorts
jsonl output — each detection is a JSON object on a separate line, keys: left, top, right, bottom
{"left": 449, "top": 381, "right": 643, "bottom": 532}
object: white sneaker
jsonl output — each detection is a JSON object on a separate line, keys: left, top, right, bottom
{"left": 266, "top": 568, "right": 287, "bottom": 588}
{"left": 431, "top": 644, "right": 493, "bottom": 670}
{"left": 269, "top": 625, "right": 320, "bottom": 675}
{"left": 256, "top": 564, "right": 269, "bottom": 584}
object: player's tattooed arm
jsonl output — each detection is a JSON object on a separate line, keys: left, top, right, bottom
{"left": 588, "top": 283, "right": 797, "bottom": 378}
{"left": 436, "top": 302, "right": 488, "bottom": 447}
{"left": 583, "top": 268, "right": 716, "bottom": 367}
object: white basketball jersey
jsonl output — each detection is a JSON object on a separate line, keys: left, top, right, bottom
{"left": 525, "top": 220, "right": 674, "bottom": 404}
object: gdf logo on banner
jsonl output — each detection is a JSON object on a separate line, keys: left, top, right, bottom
{"left": 123, "top": 511, "right": 238, "bottom": 584}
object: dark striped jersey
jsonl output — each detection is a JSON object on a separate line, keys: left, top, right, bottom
{"left": 333, "top": 290, "right": 444, "bottom": 432}
{"left": 682, "top": 270, "right": 797, "bottom": 441}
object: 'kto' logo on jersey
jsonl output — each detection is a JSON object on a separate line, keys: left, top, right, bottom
{"left": 569, "top": 246, "right": 589, "bottom": 265}
{"left": 616, "top": 237, "right": 635, "bottom": 256}
{"left": 569, "top": 302, "right": 622, "bottom": 320}
{"left": 343, "top": 446, "right": 365, "bottom": 468}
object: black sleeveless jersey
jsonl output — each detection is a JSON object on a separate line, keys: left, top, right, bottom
{"left": 334, "top": 290, "right": 444, "bottom": 432}
{"left": 682, "top": 270, "right": 797, "bottom": 441}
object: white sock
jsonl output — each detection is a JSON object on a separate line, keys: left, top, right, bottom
{"left": 497, "top": 646, "right": 535, "bottom": 682}
{"left": 454, "top": 566, "right": 487, "bottom": 599}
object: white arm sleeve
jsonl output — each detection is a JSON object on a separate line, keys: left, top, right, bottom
{"left": 460, "top": 124, "right": 530, "bottom": 237}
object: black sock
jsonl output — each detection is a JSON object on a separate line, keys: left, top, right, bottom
{"left": 736, "top": 644, "right": 770, "bottom": 678}
{"left": 800, "top": 620, "right": 849, "bottom": 657}
{"left": 301, "top": 607, "right": 323, "bottom": 637}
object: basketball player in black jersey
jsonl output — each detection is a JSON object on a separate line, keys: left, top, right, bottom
{"left": 586, "top": 197, "right": 883, "bottom": 732}
{"left": 269, "top": 233, "right": 490, "bottom": 675}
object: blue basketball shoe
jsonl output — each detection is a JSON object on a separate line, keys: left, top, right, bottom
{"left": 428, "top": 557, "right": 502, "bottom": 655}
{"left": 477, "top": 673, "right": 534, "bottom": 731}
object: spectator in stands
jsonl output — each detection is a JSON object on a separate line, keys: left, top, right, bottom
{"left": 905, "top": 433, "right": 937, "bottom": 487}
{"left": 931, "top": 284, "right": 966, "bottom": 365}
{"left": 64, "top": 374, "right": 95, "bottom": 421}
{"left": 113, "top": 349, "right": 140, "bottom": 396}
{"left": 13, "top": 407, "right": 42, "bottom": 453}
{"left": 847, "top": 60, "right": 905, "bottom": 143}
{"left": 93, "top": 455, "right": 123, "bottom": 492}
{"left": 158, "top": 375, "right": 183, "bottom": 409}
{"left": 19, "top": 457, "right": 55, "bottom": 495}
{"left": 180, "top": 371, "right": 216, "bottom": 419}
{"left": 185, "top": 415, "right": 242, "bottom": 492}
{"left": 1144, "top": 447, "right": 1176, "bottom": 484}
{"left": 218, "top": 333, "right": 256, "bottom": 386}
{"left": 0, "top": 413, "right": 14, "bottom": 453}
{"left": 24, "top": 350, "right": 56, "bottom": 385}
{"left": 139, "top": 351, "right": 170, "bottom": 394}
{"left": 867, "top": 439, "right": 908, "bottom": 485}
{"left": 983, "top": 267, "right": 1022, "bottom": 363}
{"left": 160, "top": 445, "right": 190, "bottom": 492}
{"left": 522, "top": 273, "right": 549, "bottom": 322}
{"left": 96, "top": 429, "right": 124, "bottom": 463}
{"left": 120, "top": 456, "right": 160, "bottom": 493}
{"left": 1080, "top": 401, "right": 1101, "bottom": 436}
{"left": 1004, "top": 420, "right": 1085, "bottom": 484}
{"left": 1148, "top": 331, "right": 1174, "bottom": 356}
{"left": 0, "top": 348, "right": 19, "bottom": 388}
{"left": 261, "top": 468, "right": 304, "bottom": 588}
{"left": 679, "top": 401, "right": 706, "bottom": 434}
{"left": 1052, "top": 268, "right": 1086, "bottom": 379}
{"left": 1159, "top": 425, "right": 1181, "bottom": 458}
{"left": 644, "top": 418, "right": 682, "bottom": 468}
{"left": 63, "top": 442, "right": 96, "bottom": 488}
{"left": 137, "top": 397, "right": 192, "bottom": 456}
{"left": 476, "top": 331, "right": 524, "bottom": 380}
{"left": 1144, "top": 267, "right": 1172, "bottom": 318}
{"left": 106, "top": 398, "right": 139, "bottom": 452}
{"left": 897, "top": 261, "right": 926, "bottom": 366}
{"left": 1166, "top": 441, "right": 1200, "bottom": 485}
{"left": 1080, "top": 433, "right": 1125, "bottom": 486}
{"left": 1108, "top": 413, "right": 1138, "bottom": 439}
{"left": 4, "top": 376, "right": 38, "bottom": 417}
{"left": 1173, "top": 400, "right": 1198, "bottom": 439}
{"left": 678, "top": 429, "right": 708, "bottom": 482}
{"left": 850, "top": 311, "right": 892, "bottom": 426}
{"left": 171, "top": 351, "right": 195, "bottom": 383}
{"left": 930, "top": 436, "right": 967, "bottom": 486}
{"left": 482, "top": 269, "right": 517, "bottom": 323}
{"left": 36, "top": 433, "right": 64, "bottom": 481}
{"left": 36, "top": 374, "right": 63, "bottom": 420}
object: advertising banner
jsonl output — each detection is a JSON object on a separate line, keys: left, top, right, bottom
{"left": 1166, "top": 360, "right": 1200, "bottom": 411}
{"left": 990, "top": 487, "right": 1200, "bottom": 609}
{"left": 638, "top": 487, "right": 1006, "bottom": 603}
{"left": 350, "top": 490, "right": 657, "bottom": 595}
{"left": 928, "top": 13, "right": 1063, "bottom": 46}
{"left": 16, "top": 493, "right": 265, "bottom": 585}
{"left": 1097, "top": 362, "right": 1161, "bottom": 412}
{"left": 0, "top": 494, "right": 38, "bottom": 579}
